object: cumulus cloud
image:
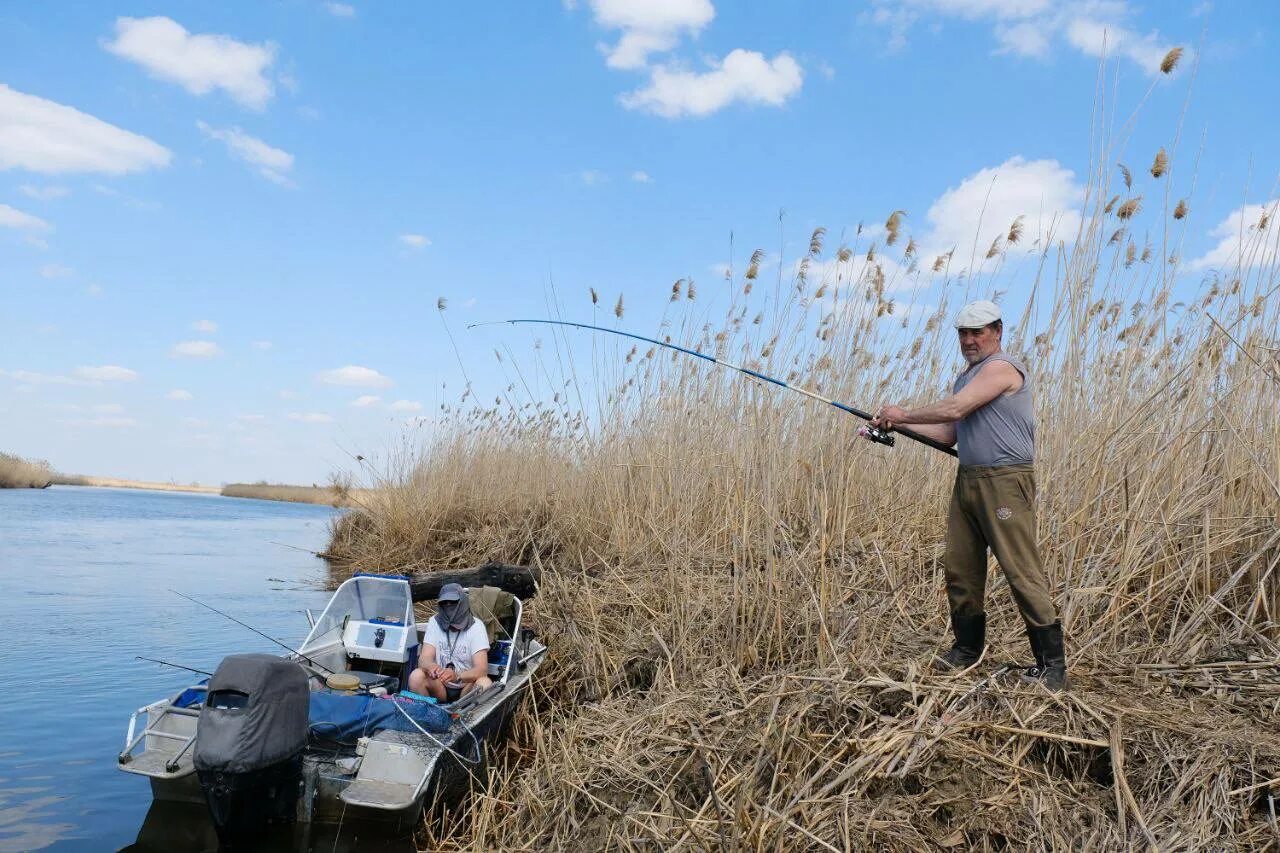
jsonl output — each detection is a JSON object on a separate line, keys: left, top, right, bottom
{"left": 920, "top": 156, "right": 1083, "bottom": 264}
{"left": 350, "top": 395, "right": 381, "bottom": 407}
{"left": 0, "top": 204, "right": 50, "bottom": 230}
{"left": 74, "top": 365, "right": 138, "bottom": 382}
{"left": 192, "top": 319, "right": 218, "bottom": 333}
{"left": 18, "top": 185, "right": 69, "bottom": 201}
{"left": 866, "top": 0, "right": 1182, "bottom": 75}
{"left": 399, "top": 233, "right": 430, "bottom": 249}
{"left": 389, "top": 399, "right": 423, "bottom": 413}
{"left": 167, "top": 389, "right": 194, "bottom": 401}
{"left": 1187, "top": 199, "right": 1280, "bottom": 272}
{"left": 196, "top": 121, "right": 294, "bottom": 185}
{"left": 620, "top": 49, "right": 803, "bottom": 118}
{"left": 0, "top": 84, "right": 171, "bottom": 175}
{"left": 103, "top": 16, "right": 277, "bottom": 110}
{"left": 317, "top": 365, "right": 393, "bottom": 388}
{"left": 588, "top": 0, "right": 715, "bottom": 70}
{"left": 171, "top": 340, "right": 223, "bottom": 358}
{"left": 630, "top": 170, "right": 653, "bottom": 183}
{"left": 579, "top": 169, "right": 607, "bottom": 185}
{"left": 289, "top": 412, "right": 334, "bottom": 423}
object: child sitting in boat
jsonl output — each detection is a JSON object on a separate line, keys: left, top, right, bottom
{"left": 409, "top": 583, "right": 492, "bottom": 701}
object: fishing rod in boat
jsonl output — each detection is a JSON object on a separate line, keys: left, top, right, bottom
{"left": 135, "top": 656, "right": 213, "bottom": 677}
{"left": 169, "top": 589, "right": 336, "bottom": 675}
{"left": 469, "top": 318, "right": 959, "bottom": 458}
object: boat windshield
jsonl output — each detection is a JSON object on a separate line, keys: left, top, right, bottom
{"left": 300, "top": 575, "right": 413, "bottom": 653}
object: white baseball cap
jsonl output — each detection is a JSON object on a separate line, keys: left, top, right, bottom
{"left": 954, "top": 300, "right": 1002, "bottom": 329}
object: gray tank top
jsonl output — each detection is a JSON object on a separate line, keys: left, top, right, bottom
{"left": 953, "top": 352, "right": 1034, "bottom": 466}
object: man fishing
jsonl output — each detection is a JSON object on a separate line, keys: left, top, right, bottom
{"left": 865, "top": 300, "right": 1068, "bottom": 691}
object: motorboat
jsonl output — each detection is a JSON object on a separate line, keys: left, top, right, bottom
{"left": 117, "top": 570, "right": 546, "bottom": 839}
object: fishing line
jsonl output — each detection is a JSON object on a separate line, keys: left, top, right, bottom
{"left": 468, "top": 319, "right": 958, "bottom": 458}
{"left": 169, "top": 589, "right": 337, "bottom": 675}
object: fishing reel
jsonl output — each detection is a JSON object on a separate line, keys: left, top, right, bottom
{"left": 858, "top": 424, "right": 896, "bottom": 448}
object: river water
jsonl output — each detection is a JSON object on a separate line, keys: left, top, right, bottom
{"left": 0, "top": 487, "right": 414, "bottom": 852}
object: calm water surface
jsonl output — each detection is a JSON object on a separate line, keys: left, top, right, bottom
{"left": 0, "top": 487, "right": 413, "bottom": 852}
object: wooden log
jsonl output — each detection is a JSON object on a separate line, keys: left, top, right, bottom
{"left": 409, "top": 561, "right": 541, "bottom": 601}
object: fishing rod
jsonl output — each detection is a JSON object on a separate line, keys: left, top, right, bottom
{"left": 169, "top": 589, "right": 336, "bottom": 675}
{"left": 136, "top": 656, "right": 213, "bottom": 677}
{"left": 469, "top": 319, "right": 958, "bottom": 458}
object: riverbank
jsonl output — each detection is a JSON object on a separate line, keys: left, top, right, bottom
{"left": 323, "top": 148, "right": 1280, "bottom": 848}
{"left": 56, "top": 476, "right": 222, "bottom": 494}
{"left": 0, "top": 453, "right": 54, "bottom": 488}
{"left": 221, "top": 483, "right": 367, "bottom": 507}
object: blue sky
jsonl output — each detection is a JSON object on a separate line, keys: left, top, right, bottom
{"left": 2, "top": 1, "right": 1276, "bottom": 484}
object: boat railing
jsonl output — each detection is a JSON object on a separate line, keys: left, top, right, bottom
{"left": 118, "top": 686, "right": 204, "bottom": 774}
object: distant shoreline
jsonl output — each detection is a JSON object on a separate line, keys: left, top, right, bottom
{"left": 57, "top": 476, "right": 222, "bottom": 495}
{"left": 49, "top": 478, "right": 362, "bottom": 507}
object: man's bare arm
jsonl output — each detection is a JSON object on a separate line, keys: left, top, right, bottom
{"left": 868, "top": 360, "right": 1022, "bottom": 445}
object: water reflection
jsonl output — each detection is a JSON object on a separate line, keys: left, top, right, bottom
{"left": 119, "top": 802, "right": 417, "bottom": 853}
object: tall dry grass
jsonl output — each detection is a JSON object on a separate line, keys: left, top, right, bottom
{"left": 326, "top": 63, "right": 1280, "bottom": 850}
{"left": 0, "top": 453, "right": 54, "bottom": 488}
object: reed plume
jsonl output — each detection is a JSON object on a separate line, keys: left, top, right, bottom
{"left": 1174, "top": 199, "right": 1188, "bottom": 219}
{"left": 885, "top": 210, "right": 905, "bottom": 246}
{"left": 1161, "top": 46, "right": 1184, "bottom": 74}
{"left": 1151, "top": 148, "right": 1169, "bottom": 178}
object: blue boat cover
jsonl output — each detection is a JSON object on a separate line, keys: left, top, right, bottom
{"left": 308, "top": 693, "right": 451, "bottom": 742}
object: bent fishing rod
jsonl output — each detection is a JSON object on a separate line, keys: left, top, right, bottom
{"left": 468, "top": 319, "right": 957, "bottom": 458}
{"left": 169, "top": 589, "right": 336, "bottom": 675}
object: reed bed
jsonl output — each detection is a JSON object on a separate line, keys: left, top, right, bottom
{"left": 326, "top": 71, "right": 1280, "bottom": 850}
{"left": 0, "top": 452, "right": 54, "bottom": 488}
{"left": 221, "top": 481, "right": 358, "bottom": 507}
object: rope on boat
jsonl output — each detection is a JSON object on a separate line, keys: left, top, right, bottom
{"left": 389, "top": 698, "right": 484, "bottom": 768}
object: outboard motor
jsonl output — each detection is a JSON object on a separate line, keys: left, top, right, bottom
{"left": 194, "top": 654, "right": 309, "bottom": 843}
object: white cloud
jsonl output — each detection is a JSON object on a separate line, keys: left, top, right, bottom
{"left": 399, "top": 233, "right": 430, "bottom": 249}
{"left": 620, "top": 49, "right": 804, "bottom": 118}
{"left": 1187, "top": 199, "right": 1280, "bottom": 272}
{"left": 317, "top": 365, "right": 393, "bottom": 388}
{"left": 192, "top": 319, "right": 218, "bottom": 333}
{"left": 104, "top": 16, "right": 277, "bottom": 110}
{"left": 18, "top": 185, "right": 69, "bottom": 201}
{"left": 389, "top": 399, "right": 423, "bottom": 413}
{"left": 252, "top": 340, "right": 273, "bottom": 350}
{"left": 325, "top": 2, "right": 356, "bottom": 17}
{"left": 74, "top": 365, "right": 138, "bottom": 382}
{"left": 866, "top": 1, "right": 1181, "bottom": 75}
{"left": 0, "top": 84, "right": 172, "bottom": 175}
{"left": 588, "top": 0, "right": 715, "bottom": 69}
{"left": 171, "top": 340, "right": 223, "bottom": 358}
{"left": 196, "top": 121, "right": 294, "bottom": 185}
{"left": 39, "top": 263, "right": 73, "bottom": 279}
{"left": 630, "top": 170, "right": 653, "bottom": 183}
{"left": 167, "top": 389, "right": 194, "bottom": 401}
{"left": 351, "top": 394, "right": 381, "bottom": 407}
{"left": 1064, "top": 17, "right": 1170, "bottom": 71}
{"left": 921, "top": 156, "right": 1083, "bottom": 264}
{"left": 86, "top": 283, "right": 104, "bottom": 297}
{"left": 0, "top": 204, "right": 50, "bottom": 230}
{"left": 579, "top": 169, "right": 607, "bottom": 185}
{"left": 289, "top": 411, "right": 334, "bottom": 423}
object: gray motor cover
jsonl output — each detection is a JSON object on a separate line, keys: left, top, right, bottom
{"left": 194, "top": 653, "right": 310, "bottom": 774}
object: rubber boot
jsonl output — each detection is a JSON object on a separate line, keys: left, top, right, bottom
{"left": 934, "top": 612, "right": 985, "bottom": 672}
{"left": 1020, "top": 622, "right": 1069, "bottom": 692}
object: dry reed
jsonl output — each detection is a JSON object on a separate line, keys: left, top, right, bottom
{"left": 0, "top": 452, "right": 53, "bottom": 488}
{"left": 323, "top": 76, "right": 1280, "bottom": 852}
